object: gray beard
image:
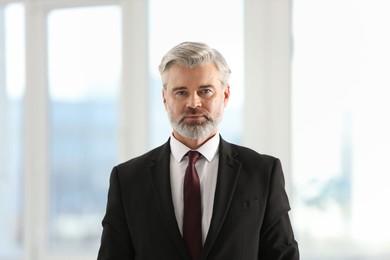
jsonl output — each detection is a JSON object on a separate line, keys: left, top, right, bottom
{"left": 168, "top": 111, "right": 223, "bottom": 139}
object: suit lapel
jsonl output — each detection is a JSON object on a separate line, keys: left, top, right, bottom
{"left": 202, "top": 138, "right": 242, "bottom": 259}
{"left": 149, "top": 140, "right": 189, "bottom": 260}
{"left": 149, "top": 138, "right": 242, "bottom": 260}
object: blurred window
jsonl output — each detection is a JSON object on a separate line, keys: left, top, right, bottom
{"left": 292, "top": 0, "right": 390, "bottom": 259}
{"left": 148, "top": 0, "right": 244, "bottom": 147}
{"left": 0, "top": 3, "right": 25, "bottom": 259}
{"left": 47, "top": 6, "right": 121, "bottom": 251}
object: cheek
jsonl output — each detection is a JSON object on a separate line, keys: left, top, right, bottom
{"left": 165, "top": 100, "right": 182, "bottom": 114}
{"left": 204, "top": 103, "right": 222, "bottom": 115}
{"left": 211, "top": 98, "right": 226, "bottom": 111}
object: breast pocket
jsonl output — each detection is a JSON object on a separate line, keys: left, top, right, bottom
{"left": 229, "top": 197, "right": 259, "bottom": 212}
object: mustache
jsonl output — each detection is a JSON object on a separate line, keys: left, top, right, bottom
{"left": 179, "top": 108, "right": 210, "bottom": 120}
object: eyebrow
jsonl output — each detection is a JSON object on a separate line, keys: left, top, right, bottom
{"left": 199, "top": 85, "right": 215, "bottom": 89}
{"left": 171, "top": 85, "right": 215, "bottom": 92}
{"left": 171, "top": 86, "right": 187, "bottom": 93}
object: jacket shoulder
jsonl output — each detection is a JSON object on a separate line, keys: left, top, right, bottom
{"left": 222, "top": 139, "right": 279, "bottom": 166}
{"left": 116, "top": 141, "right": 169, "bottom": 172}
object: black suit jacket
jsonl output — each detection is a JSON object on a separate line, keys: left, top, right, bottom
{"left": 97, "top": 137, "right": 299, "bottom": 260}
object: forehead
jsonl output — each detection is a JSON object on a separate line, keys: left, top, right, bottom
{"left": 165, "top": 62, "right": 220, "bottom": 87}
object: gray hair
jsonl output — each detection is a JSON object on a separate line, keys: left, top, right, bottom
{"left": 158, "top": 42, "right": 231, "bottom": 88}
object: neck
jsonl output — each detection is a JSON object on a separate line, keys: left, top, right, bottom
{"left": 172, "top": 131, "right": 217, "bottom": 149}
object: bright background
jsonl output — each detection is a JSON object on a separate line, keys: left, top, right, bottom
{"left": 0, "top": 0, "right": 389, "bottom": 259}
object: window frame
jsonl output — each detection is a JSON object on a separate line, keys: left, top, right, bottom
{"left": 2, "top": 0, "right": 294, "bottom": 259}
{"left": 22, "top": 0, "right": 148, "bottom": 259}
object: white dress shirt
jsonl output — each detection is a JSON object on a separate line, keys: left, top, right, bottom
{"left": 169, "top": 134, "right": 220, "bottom": 244}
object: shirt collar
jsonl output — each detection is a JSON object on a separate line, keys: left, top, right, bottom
{"left": 170, "top": 133, "right": 220, "bottom": 163}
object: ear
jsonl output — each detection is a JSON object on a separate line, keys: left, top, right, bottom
{"left": 223, "top": 84, "right": 230, "bottom": 107}
{"left": 162, "top": 87, "right": 168, "bottom": 110}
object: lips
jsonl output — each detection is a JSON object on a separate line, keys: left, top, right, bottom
{"left": 184, "top": 114, "right": 204, "bottom": 119}
{"left": 183, "top": 115, "right": 206, "bottom": 121}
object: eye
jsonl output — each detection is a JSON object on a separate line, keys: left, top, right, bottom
{"left": 199, "top": 88, "right": 212, "bottom": 95}
{"left": 175, "top": 90, "right": 188, "bottom": 96}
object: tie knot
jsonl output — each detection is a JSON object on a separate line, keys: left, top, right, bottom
{"left": 187, "top": 151, "right": 200, "bottom": 164}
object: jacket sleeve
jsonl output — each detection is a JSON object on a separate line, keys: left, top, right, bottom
{"left": 97, "top": 167, "right": 135, "bottom": 260}
{"left": 258, "top": 158, "right": 299, "bottom": 260}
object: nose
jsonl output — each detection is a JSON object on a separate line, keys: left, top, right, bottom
{"left": 187, "top": 92, "right": 201, "bottom": 109}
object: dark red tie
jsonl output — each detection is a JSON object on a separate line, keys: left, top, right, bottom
{"left": 183, "top": 151, "right": 202, "bottom": 260}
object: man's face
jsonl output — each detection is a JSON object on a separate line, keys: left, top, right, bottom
{"left": 162, "top": 62, "right": 230, "bottom": 141}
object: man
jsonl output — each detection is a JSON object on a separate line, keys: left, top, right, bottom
{"left": 97, "top": 42, "right": 299, "bottom": 260}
